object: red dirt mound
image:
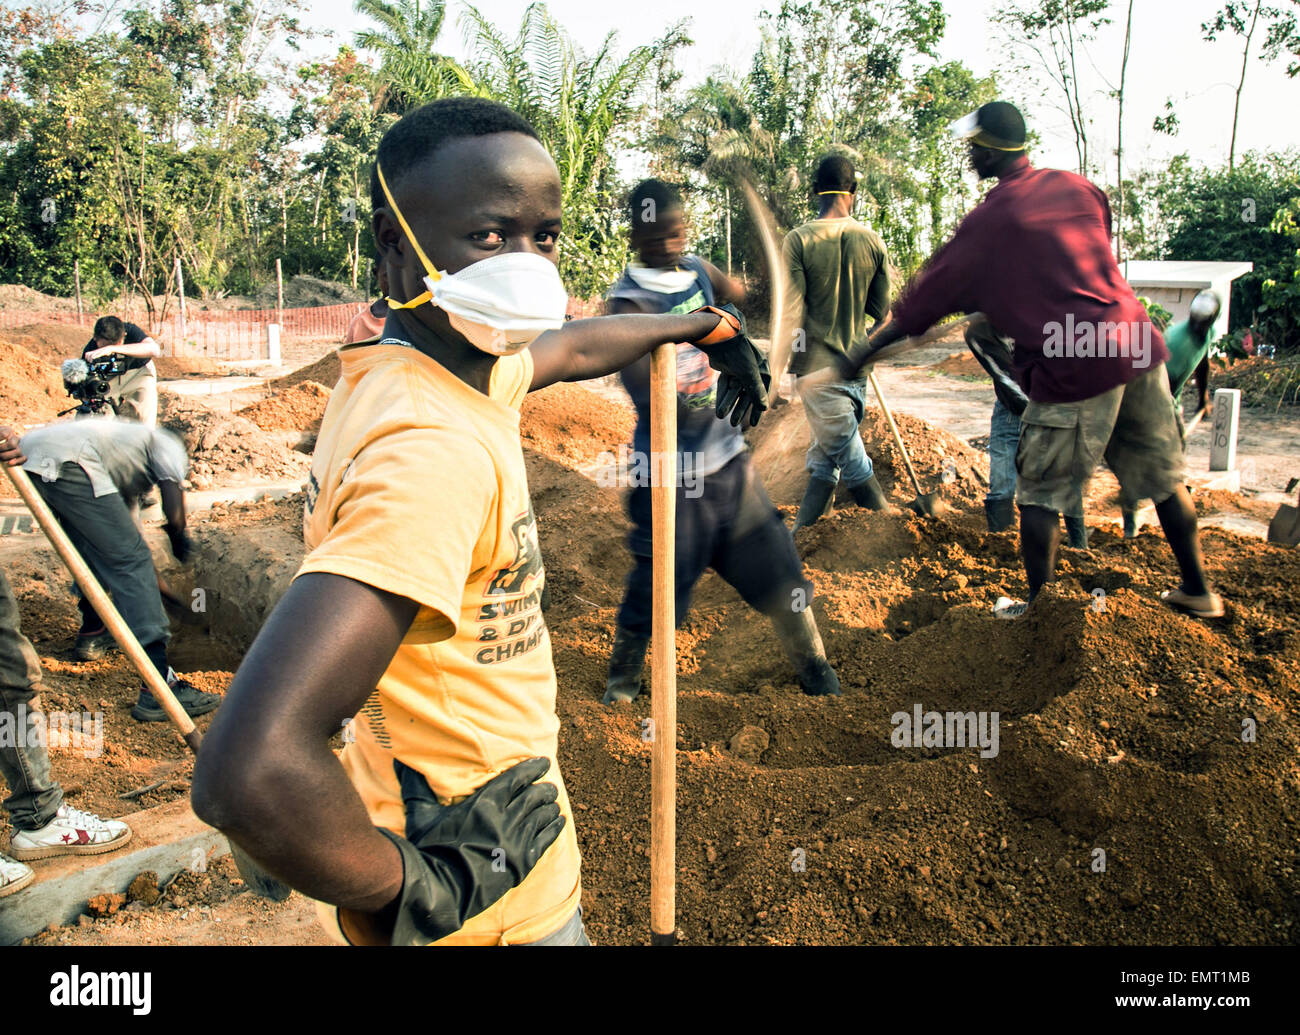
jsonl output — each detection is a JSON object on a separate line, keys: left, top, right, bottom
{"left": 521, "top": 382, "right": 635, "bottom": 470}
{"left": 272, "top": 351, "right": 341, "bottom": 391}
{"left": 0, "top": 339, "right": 68, "bottom": 423}
{"left": 158, "top": 394, "right": 312, "bottom": 489}
{"left": 238, "top": 382, "right": 331, "bottom": 433}
{"left": 930, "top": 350, "right": 989, "bottom": 378}
{"left": 1, "top": 321, "right": 89, "bottom": 366}
{"left": 751, "top": 395, "right": 989, "bottom": 508}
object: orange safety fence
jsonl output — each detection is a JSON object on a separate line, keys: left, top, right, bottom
{"left": 1, "top": 296, "right": 605, "bottom": 362}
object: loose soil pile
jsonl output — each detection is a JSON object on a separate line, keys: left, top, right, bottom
{"left": 1, "top": 321, "right": 89, "bottom": 366}
{"left": 0, "top": 339, "right": 67, "bottom": 424}
{"left": 521, "top": 382, "right": 636, "bottom": 470}
{"left": 158, "top": 394, "right": 313, "bottom": 489}
{"left": 238, "top": 382, "right": 331, "bottom": 433}
{"left": 930, "top": 350, "right": 989, "bottom": 379}
{"left": 751, "top": 396, "right": 989, "bottom": 507}
{"left": 1212, "top": 356, "right": 1300, "bottom": 409}
{"left": 7, "top": 385, "right": 1298, "bottom": 946}
{"left": 271, "top": 350, "right": 341, "bottom": 391}
{"left": 252, "top": 275, "right": 365, "bottom": 310}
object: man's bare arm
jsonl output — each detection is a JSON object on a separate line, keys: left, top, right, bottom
{"left": 191, "top": 573, "right": 416, "bottom": 912}
{"left": 700, "top": 258, "right": 746, "bottom": 306}
{"left": 86, "top": 338, "right": 160, "bottom": 362}
{"left": 528, "top": 311, "right": 718, "bottom": 391}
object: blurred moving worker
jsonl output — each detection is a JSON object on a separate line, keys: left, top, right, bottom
{"left": 604, "top": 179, "right": 840, "bottom": 703}
{"left": 965, "top": 317, "right": 1089, "bottom": 547}
{"left": 82, "top": 316, "right": 161, "bottom": 426}
{"left": 842, "top": 101, "right": 1222, "bottom": 620}
{"left": 1122, "top": 290, "right": 1222, "bottom": 538}
{"left": 0, "top": 421, "right": 220, "bottom": 721}
{"left": 783, "top": 154, "right": 893, "bottom": 529}
{"left": 1, "top": 565, "right": 132, "bottom": 899}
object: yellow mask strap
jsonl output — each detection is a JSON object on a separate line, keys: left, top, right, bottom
{"left": 816, "top": 190, "right": 853, "bottom": 196}
{"left": 376, "top": 162, "right": 440, "bottom": 310}
{"left": 970, "top": 133, "right": 1026, "bottom": 152}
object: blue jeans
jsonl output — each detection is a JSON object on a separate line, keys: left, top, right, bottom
{"left": 796, "top": 374, "right": 874, "bottom": 487}
{"left": 987, "top": 398, "right": 1021, "bottom": 502}
{"left": 522, "top": 906, "right": 591, "bottom": 946}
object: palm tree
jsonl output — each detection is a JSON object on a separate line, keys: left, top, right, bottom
{"left": 458, "top": 2, "right": 659, "bottom": 295}
{"left": 353, "top": 0, "right": 474, "bottom": 113}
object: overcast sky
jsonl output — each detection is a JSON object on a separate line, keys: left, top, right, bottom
{"left": 304, "top": 0, "right": 1299, "bottom": 177}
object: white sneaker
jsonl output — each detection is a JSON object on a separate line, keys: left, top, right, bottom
{"left": 0, "top": 851, "right": 34, "bottom": 898}
{"left": 993, "top": 595, "right": 1029, "bottom": 620}
{"left": 8, "top": 804, "right": 133, "bottom": 861}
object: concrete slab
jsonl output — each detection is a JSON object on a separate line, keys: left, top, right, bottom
{"left": 159, "top": 377, "right": 268, "bottom": 396}
{"left": 0, "top": 798, "right": 233, "bottom": 945}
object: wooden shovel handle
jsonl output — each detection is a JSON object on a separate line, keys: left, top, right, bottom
{"left": 649, "top": 342, "right": 677, "bottom": 945}
{"left": 4, "top": 463, "right": 201, "bottom": 753}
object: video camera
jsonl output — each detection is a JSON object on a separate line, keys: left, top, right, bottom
{"left": 61, "top": 355, "right": 130, "bottom": 416}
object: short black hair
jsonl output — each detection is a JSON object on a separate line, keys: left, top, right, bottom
{"left": 812, "top": 155, "right": 855, "bottom": 194}
{"left": 628, "top": 178, "right": 683, "bottom": 230}
{"left": 93, "top": 316, "right": 125, "bottom": 343}
{"left": 369, "top": 97, "right": 542, "bottom": 212}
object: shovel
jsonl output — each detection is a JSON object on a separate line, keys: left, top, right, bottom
{"left": 4, "top": 463, "right": 292, "bottom": 901}
{"left": 866, "top": 371, "right": 948, "bottom": 518}
{"left": 649, "top": 342, "right": 678, "bottom": 946}
{"left": 1267, "top": 489, "right": 1300, "bottom": 546}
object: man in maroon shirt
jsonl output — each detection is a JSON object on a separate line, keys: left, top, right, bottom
{"left": 841, "top": 102, "right": 1222, "bottom": 620}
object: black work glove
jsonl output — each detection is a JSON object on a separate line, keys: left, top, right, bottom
{"left": 380, "top": 755, "right": 565, "bottom": 946}
{"left": 164, "top": 524, "right": 193, "bottom": 563}
{"left": 690, "top": 303, "right": 771, "bottom": 427}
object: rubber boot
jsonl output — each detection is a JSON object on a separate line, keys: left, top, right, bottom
{"left": 602, "top": 627, "right": 650, "bottom": 704}
{"left": 985, "top": 497, "right": 1015, "bottom": 533}
{"left": 1122, "top": 509, "right": 1139, "bottom": 539}
{"left": 847, "top": 474, "right": 890, "bottom": 511}
{"left": 1064, "top": 515, "right": 1089, "bottom": 550}
{"left": 793, "top": 477, "right": 836, "bottom": 531}
{"left": 768, "top": 607, "right": 841, "bottom": 697}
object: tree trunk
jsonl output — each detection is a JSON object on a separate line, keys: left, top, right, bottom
{"left": 1116, "top": 0, "right": 1134, "bottom": 261}
{"left": 1230, "top": 0, "right": 1262, "bottom": 171}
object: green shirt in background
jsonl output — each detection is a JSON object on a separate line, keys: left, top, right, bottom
{"left": 783, "top": 217, "right": 890, "bottom": 376}
{"left": 1162, "top": 320, "right": 1211, "bottom": 404}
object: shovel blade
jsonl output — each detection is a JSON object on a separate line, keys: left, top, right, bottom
{"left": 1267, "top": 504, "right": 1300, "bottom": 546}
{"left": 228, "top": 840, "right": 294, "bottom": 902}
{"left": 907, "top": 494, "right": 949, "bottom": 519}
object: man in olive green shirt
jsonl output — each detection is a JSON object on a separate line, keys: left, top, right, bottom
{"left": 1123, "top": 289, "right": 1221, "bottom": 538}
{"left": 784, "top": 155, "right": 892, "bottom": 529}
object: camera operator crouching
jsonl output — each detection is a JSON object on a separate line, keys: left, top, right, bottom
{"left": 82, "top": 316, "right": 160, "bottom": 427}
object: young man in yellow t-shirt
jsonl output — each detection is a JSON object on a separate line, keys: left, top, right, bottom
{"left": 192, "top": 97, "right": 770, "bottom": 945}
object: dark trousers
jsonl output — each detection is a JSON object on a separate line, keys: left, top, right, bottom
{"left": 0, "top": 567, "right": 63, "bottom": 830}
{"left": 34, "top": 464, "right": 169, "bottom": 677}
{"left": 617, "top": 453, "right": 811, "bottom": 637}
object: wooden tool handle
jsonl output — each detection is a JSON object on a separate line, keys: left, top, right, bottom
{"left": 649, "top": 342, "right": 677, "bottom": 945}
{"left": 4, "top": 463, "right": 201, "bottom": 753}
{"left": 867, "top": 371, "right": 923, "bottom": 496}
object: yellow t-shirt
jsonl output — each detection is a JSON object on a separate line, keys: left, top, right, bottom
{"left": 297, "top": 339, "right": 581, "bottom": 945}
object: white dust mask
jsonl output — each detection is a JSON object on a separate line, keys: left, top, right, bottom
{"left": 626, "top": 260, "right": 698, "bottom": 295}
{"left": 377, "top": 163, "right": 569, "bottom": 356}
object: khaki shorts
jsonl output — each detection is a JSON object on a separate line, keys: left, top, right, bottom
{"left": 1016, "top": 364, "right": 1184, "bottom": 514}
{"left": 109, "top": 365, "right": 158, "bottom": 426}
